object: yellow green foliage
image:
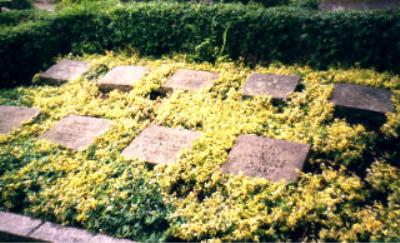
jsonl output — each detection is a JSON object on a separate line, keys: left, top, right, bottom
{"left": 0, "top": 50, "right": 399, "bottom": 241}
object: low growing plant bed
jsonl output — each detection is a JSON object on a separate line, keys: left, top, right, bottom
{"left": 0, "top": 51, "right": 399, "bottom": 241}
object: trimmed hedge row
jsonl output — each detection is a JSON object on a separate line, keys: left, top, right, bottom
{"left": 59, "top": 0, "right": 315, "bottom": 9}
{"left": 0, "top": 8, "right": 108, "bottom": 86}
{"left": 1, "top": 0, "right": 33, "bottom": 10}
{"left": 1, "top": 3, "right": 400, "bottom": 86}
{"left": 0, "top": 9, "right": 49, "bottom": 27}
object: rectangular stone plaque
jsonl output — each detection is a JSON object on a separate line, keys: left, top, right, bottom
{"left": 222, "top": 135, "right": 310, "bottom": 182}
{"left": 122, "top": 125, "right": 202, "bottom": 164}
{"left": 40, "top": 115, "right": 111, "bottom": 151}
{"left": 330, "top": 83, "right": 395, "bottom": 130}
{"left": 97, "top": 65, "right": 148, "bottom": 92}
{"left": 330, "top": 83, "right": 395, "bottom": 114}
{"left": 40, "top": 59, "right": 90, "bottom": 84}
{"left": 0, "top": 105, "right": 41, "bottom": 134}
{"left": 161, "top": 69, "right": 218, "bottom": 92}
{"left": 243, "top": 73, "right": 301, "bottom": 100}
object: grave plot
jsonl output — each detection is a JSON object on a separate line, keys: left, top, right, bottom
{"left": 161, "top": 69, "right": 219, "bottom": 92}
{"left": 40, "top": 115, "right": 111, "bottom": 151}
{"left": 97, "top": 65, "right": 148, "bottom": 92}
{"left": 0, "top": 105, "right": 41, "bottom": 134}
{"left": 243, "top": 73, "right": 301, "bottom": 100}
{"left": 222, "top": 135, "right": 310, "bottom": 182}
{"left": 40, "top": 60, "right": 90, "bottom": 85}
{"left": 330, "top": 83, "right": 395, "bottom": 129}
{"left": 122, "top": 125, "right": 202, "bottom": 164}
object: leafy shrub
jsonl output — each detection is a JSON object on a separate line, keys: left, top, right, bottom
{"left": 0, "top": 8, "right": 109, "bottom": 86}
{"left": 217, "top": 0, "right": 289, "bottom": 7}
{"left": 0, "top": 9, "right": 49, "bottom": 27}
{"left": 289, "top": 0, "right": 318, "bottom": 9}
{"left": 1, "top": 2, "right": 400, "bottom": 86}
{"left": 1, "top": 0, "right": 32, "bottom": 9}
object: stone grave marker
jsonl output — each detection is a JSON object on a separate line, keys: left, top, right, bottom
{"left": 243, "top": 73, "right": 301, "bottom": 100}
{"left": 330, "top": 83, "right": 395, "bottom": 129}
{"left": 40, "top": 59, "right": 90, "bottom": 84}
{"left": 330, "top": 83, "right": 394, "bottom": 114}
{"left": 40, "top": 115, "right": 111, "bottom": 151}
{"left": 222, "top": 135, "right": 310, "bottom": 182}
{"left": 122, "top": 125, "right": 202, "bottom": 164}
{"left": 0, "top": 105, "right": 41, "bottom": 134}
{"left": 97, "top": 65, "right": 148, "bottom": 92}
{"left": 161, "top": 69, "right": 218, "bottom": 92}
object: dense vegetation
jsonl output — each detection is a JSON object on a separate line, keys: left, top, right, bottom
{"left": 1, "top": 0, "right": 399, "bottom": 241}
{"left": 0, "top": 52, "right": 399, "bottom": 241}
{"left": 0, "top": 0, "right": 32, "bottom": 10}
{"left": 1, "top": 1, "right": 399, "bottom": 87}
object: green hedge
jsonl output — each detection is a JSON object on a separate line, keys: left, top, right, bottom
{"left": 1, "top": 0, "right": 33, "bottom": 9}
{"left": 0, "top": 8, "right": 108, "bottom": 86}
{"left": 60, "top": 0, "right": 299, "bottom": 9}
{"left": 0, "top": 9, "right": 49, "bottom": 27}
{"left": 1, "top": 3, "right": 400, "bottom": 86}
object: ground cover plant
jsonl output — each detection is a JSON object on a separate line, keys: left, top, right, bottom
{"left": 0, "top": 51, "right": 399, "bottom": 241}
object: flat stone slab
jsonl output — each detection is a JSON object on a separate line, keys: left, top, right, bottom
{"left": 91, "top": 234, "right": 135, "bottom": 243}
{"left": 40, "top": 115, "right": 111, "bottom": 151}
{"left": 161, "top": 69, "right": 218, "bottom": 91}
{"left": 30, "top": 222, "right": 95, "bottom": 242}
{"left": 122, "top": 125, "right": 202, "bottom": 164}
{"left": 222, "top": 135, "right": 310, "bottom": 182}
{"left": 97, "top": 65, "right": 148, "bottom": 92}
{"left": 40, "top": 59, "right": 90, "bottom": 84}
{"left": 0, "top": 105, "right": 41, "bottom": 134}
{"left": 243, "top": 73, "right": 301, "bottom": 100}
{"left": 0, "top": 212, "right": 42, "bottom": 237}
{"left": 330, "top": 83, "right": 395, "bottom": 114}
{"left": 0, "top": 211, "right": 135, "bottom": 243}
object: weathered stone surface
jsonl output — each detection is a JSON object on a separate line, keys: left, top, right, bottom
{"left": 122, "top": 125, "right": 202, "bottom": 164}
{"left": 319, "top": 0, "right": 399, "bottom": 10}
{"left": 330, "top": 83, "right": 395, "bottom": 114}
{"left": 161, "top": 69, "right": 218, "bottom": 91}
{"left": 40, "top": 115, "right": 111, "bottom": 151}
{"left": 98, "top": 65, "right": 148, "bottom": 92}
{"left": 91, "top": 234, "right": 135, "bottom": 243}
{"left": 0, "top": 105, "right": 41, "bottom": 134}
{"left": 0, "top": 212, "right": 42, "bottom": 237}
{"left": 222, "top": 135, "right": 310, "bottom": 182}
{"left": 0, "top": 211, "right": 135, "bottom": 243}
{"left": 243, "top": 73, "right": 300, "bottom": 100}
{"left": 40, "top": 60, "right": 89, "bottom": 84}
{"left": 30, "top": 222, "right": 94, "bottom": 243}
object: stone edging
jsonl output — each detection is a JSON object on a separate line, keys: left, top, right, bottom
{"left": 0, "top": 211, "right": 135, "bottom": 242}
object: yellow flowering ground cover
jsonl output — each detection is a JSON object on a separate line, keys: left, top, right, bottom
{"left": 0, "top": 51, "right": 399, "bottom": 241}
